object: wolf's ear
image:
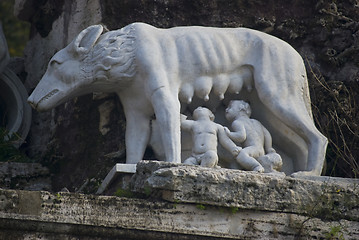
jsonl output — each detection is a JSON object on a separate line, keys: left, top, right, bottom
{"left": 72, "top": 25, "right": 103, "bottom": 54}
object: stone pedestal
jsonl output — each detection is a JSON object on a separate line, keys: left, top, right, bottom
{"left": 132, "top": 161, "right": 359, "bottom": 222}
{"left": 0, "top": 161, "right": 358, "bottom": 239}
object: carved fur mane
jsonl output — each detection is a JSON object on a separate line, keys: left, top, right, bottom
{"left": 81, "top": 25, "right": 137, "bottom": 82}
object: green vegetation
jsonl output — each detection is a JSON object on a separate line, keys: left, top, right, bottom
{"left": 196, "top": 204, "right": 206, "bottom": 210}
{"left": 55, "top": 192, "right": 62, "bottom": 200}
{"left": 143, "top": 186, "right": 152, "bottom": 197}
{"left": 53, "top": 192, "right": 62, "bottom": 204}
{"left": 0, "top": 127, "right": 30, "bottom": 162}
{"left": 291, "top": 179, "right": 355, "bottom": 239}
{"left": 114, "top": 188, "right": 135, "bottom": 198}
{"left": 324, "top": 225, "right": 346, "bottom": 240}
{"left": 230, "top": 206, "right": 239, "bottom": 214}
{"left": 0, "top": 0, "right": 30, "bottom": 57}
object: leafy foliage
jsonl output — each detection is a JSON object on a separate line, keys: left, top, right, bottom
{"left": 0, "top": 128, "right": 30, "bottom": 162}
{"left": 0, "top": 0, "right": 30, "bottom": 56}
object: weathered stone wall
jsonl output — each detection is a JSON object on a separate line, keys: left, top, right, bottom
{"left": 16, "top": 0, "right": 359, "bottom": 191}
{"left": 0, "top": 162, "right": 51, "bottom": 191}
{"left": 0, "top": 162, "right": 358, "bottom": 239}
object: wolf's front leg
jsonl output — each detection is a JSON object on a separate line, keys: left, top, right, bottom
{"left": 151, "top": 87, "right": 181, "bottom": 163}
{"left": 124, "top": 109, "right": 151, "bottom": 164}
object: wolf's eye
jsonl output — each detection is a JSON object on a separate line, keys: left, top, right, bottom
{"left": 50, "top": 60, "right": 61, "bottom": 67}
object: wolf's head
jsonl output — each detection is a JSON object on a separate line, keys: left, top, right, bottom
{"left": 28, "top": 25, "right": 105, "bottom": 111}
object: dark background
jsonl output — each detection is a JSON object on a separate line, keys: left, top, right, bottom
{"left": 1, "top": 0, "right": 358, "bottom": 192}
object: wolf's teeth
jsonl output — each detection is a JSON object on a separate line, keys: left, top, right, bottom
{"left": 38, "top": 89, "right": 59, "bottom": 105}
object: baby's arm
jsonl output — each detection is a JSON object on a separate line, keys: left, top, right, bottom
{"left": 224, "top": 120, "right": 246, "bottom": 143}
{"left": 180, "top": 114, "right": 193, "bottom": 131}
{"left": 218, "top": 126, "right": 242, "bottom": 157}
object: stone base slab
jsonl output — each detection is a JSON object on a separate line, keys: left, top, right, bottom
{"left": 0, "top": 188, "right": 358, "bottom": 239}
{"left": 131, "top": 161, "right": 359, "bottom": 222}
{"left": 0, "top": 161, "right": 358, "bottom": 239}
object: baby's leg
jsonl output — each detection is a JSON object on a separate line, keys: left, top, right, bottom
{"left": 200, "top": 150, "right": 218, "bottom": 168}
{"left": 236, "top": 147, "right": 264, "bottom": 172}
{"left": 184, "top": 156, "right": 199, "bottom": 165}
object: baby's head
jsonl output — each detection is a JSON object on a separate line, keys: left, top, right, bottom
{"left": 193, "top": 107, "right": 215, "bottom": 121}
{"left": 225, "top": 100, "right": 251, "bottom": 121}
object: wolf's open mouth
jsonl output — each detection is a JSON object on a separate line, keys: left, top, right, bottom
{"left": 36, "top": 89, "right": 59, "bottom": 107}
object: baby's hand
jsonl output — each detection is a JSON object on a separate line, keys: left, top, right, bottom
{"left": 232, "top": 146, "right": 242, "bottom": 156}
{"left": 180, "top": 114, "right": 188, "bottom": 121}
{"left": 267, "top": 148, "right": 276, "bottom": 153}
{"left": 224, "top": 127, "right": 231, "bottom": 135}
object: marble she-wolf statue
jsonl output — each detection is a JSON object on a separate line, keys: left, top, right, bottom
{"left": 27, "top": 22, "right": 328, "bottom": 176}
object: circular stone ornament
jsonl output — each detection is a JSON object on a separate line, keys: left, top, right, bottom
{"left": 0, "top": 68, "right": 32, "bottom": 147}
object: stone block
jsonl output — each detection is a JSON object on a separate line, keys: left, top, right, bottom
{"left": 0, "top": 162, "right": 51, "bottom": 191}
{"left": 132, "top": 161, "right": 359, "bottom": 222}
{"left": 0, "top": 180, "right": 358, "bottom": 239}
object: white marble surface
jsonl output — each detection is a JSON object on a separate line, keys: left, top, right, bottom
{"left": 28, "top": 23, "right": 327, "bottom": 175}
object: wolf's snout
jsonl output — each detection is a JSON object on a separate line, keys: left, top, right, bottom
{"left": 27, "top": 96, "right": 37, "bottom": 109}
